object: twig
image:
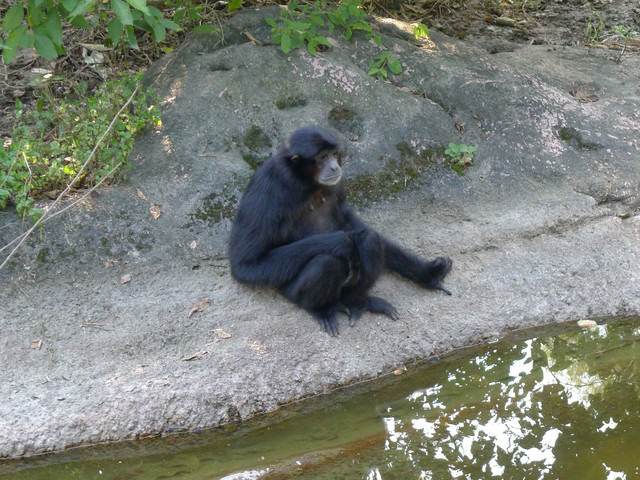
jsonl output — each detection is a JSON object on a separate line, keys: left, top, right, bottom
{"left": 0, "top": 159, "right": 123, "bottom": 257}
{"left": 0, "top": 83, "right": 140, "bottom": 270}
{"left": 20, "top": 152, "right": 34, "bottom": 221}
{"left": 42, "top": 161, "right": 123, "bottom": 222}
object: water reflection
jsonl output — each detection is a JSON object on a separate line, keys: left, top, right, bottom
{"left": 377, "top": 320, "right": 640, "bottom": 480}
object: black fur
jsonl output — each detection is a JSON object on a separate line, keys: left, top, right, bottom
{"left": 229, "top": 126, "right": 451, "bottom": 335}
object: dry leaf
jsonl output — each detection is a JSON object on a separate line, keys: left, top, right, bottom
{"left": 150, "top": 203, "right": 162, "bottom": 220}
{"left": 105, "top": 259, "right": 119, "bottom": 269}
{"left": 242, "top": 29, "right": 263, "bottom": 45}
{"left": 120, "top": 273, "right": 132, "bottom": 284}
{"left": 137, "top": 189, "right": 147, "bottom": 200}
{"left": 30, "top": 339, "right": 43, "bottom": 350}
{"left": 188, "top": 299, "right": 211, "bottom": 318}
{"left": 212, "top": 328, "right": 232, "bottom": 339}
{"left": 249, "top": 341, "right": 266, "bottom": 355}
{"left": 393, "top": 368, "right": 406, "bottom": 376}
{"left": 182, "top": 350, "right": 208, "bottom": 361}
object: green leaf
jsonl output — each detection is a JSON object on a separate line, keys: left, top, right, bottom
{"left": 289, "top": 21, "right": 311, "bottom": 31}
{"left": 281, "top": 31, "right": 291, "bottom": 53}
{"left": 192, "top": 24, "right": 216, "bottom": 34}
{"left": 18, "top": 30, "right": 34, "bottom": 48}
{"left": 309, "top": 13, "right": 324, "bottom": 26}
{"left": 147, "top": 5, "right": 162, "bottom": 17}
{"left": 68, "top": 0, "right": 96, "bottom": 18}
{"left": 69, "top": 15, "right": 90, "bottom": 28}
{"left": 34, "top": 33, "right": 57, "bottom": 59}
{"left": 368, "top": 66, "right": 386, "bottom": 80}
{"left": 290, "top": 32, "right": 304, "bottom": 49}
{"left": 2, "top": 25, "right": 28, "bottom": 63}
{"left": 375, "top": 51, "right": 389, "bottom": 66}
{"left": 307, "top": 36, "right": 328, "bottom": 55}
{"left": 0, "top": 189, "right": 9, "bottom": 209}
{"left": 265, "top": 17, "right": 276, "bottom": 27}
{"left": 28, "top": 0, "right": 45, "bottom": 25}
{"left": 108, "top": 18, "right": 123, "bottom": 45}
{"left": 364, "top": 32, "right": 383, "bottom": 46}
{"left": 387, "top": 56, "right": 402, "bottom": 75}
{"left": 43, "top": 12, "right": 63, "bottom": 46}
{"left": 61, "top": 0, "right": 79, "bottom": 13}
{"left": 3, "top": 5, "right": 25, "bottom": 31}
{"left": 227, "top": 0, "right": 242, "bottom": 12}
{"left": 413, "top": 22, "right": 429, "bottom": 39}
{"left": 126, "top": 0, "right": 150, "bottom": 16}
{"left": 313, "top": 35, "right": 330, "bottom": 48}
{"left": 126, "top": 25, "right": 138, "bottom": 48}
{"left": 350, "top": 20, "right": 371, "bottom": 32}
{"left": 159, "top": 18, "right": 180, "bottom": 31}
{"left": 111, "top": 0, "right": 133, "bottom": 25}
{"left": 144, "top": 15, "right": 165, "bottom": 41}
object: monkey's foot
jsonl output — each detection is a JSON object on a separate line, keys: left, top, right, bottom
{"left": 346, "top": 296, "right": 398, "bottom": 327}
{"left": 424, "top": 256, "right": 453, "bottom": 295}
{"left": 310, "top": 306, "right": 340, "bottom": 336}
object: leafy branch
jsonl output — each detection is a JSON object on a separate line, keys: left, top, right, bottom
{"left": 266, "top": 0, "right": 422, "bottom": 81}
{"left": 0, "top": 0, "right": 181, "bottom": 63}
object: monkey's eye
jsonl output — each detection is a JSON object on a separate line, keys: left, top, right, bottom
{"left": 318, "top": 150, "right": 339, "bottom": 163}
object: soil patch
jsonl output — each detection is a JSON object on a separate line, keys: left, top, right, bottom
{"left": 412, "top": 0, "right": 639, "bottom": 49}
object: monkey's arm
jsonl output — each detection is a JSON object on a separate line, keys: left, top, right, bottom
{"left": 230, "top": 231, "right": 353, "bottom": 287}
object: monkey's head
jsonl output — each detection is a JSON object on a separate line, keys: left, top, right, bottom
{"left": 283, "top": 127, "right": 345, "bottom": 187}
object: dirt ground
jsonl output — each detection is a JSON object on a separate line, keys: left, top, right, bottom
{"left": 419, "top": 0, "right": 639, "bottom": 48}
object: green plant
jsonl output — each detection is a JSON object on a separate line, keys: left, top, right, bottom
{"left": 413, "top": 23, "right": 429, "bottom": 40}
{"left": 0, "top": 0, "right": 181, "bottom": 63}
{"left": 266, "top": 2, "right": 332, "bottom": 55}
{"left": 584, "top": 11, "right": 604, "bottom": 44}
{"left": 266, "top": 0, "right": 405, "bottom": 80}
{"left": 444, "top": 143, "right": 477, "bottom": 175}
{"left": 609, "top": 24, "right": 639, "bottom": 41}
{"left": 228, "top": 0, "right": 243, "bottom": 12}
{"left": 267, "top": 0, "right": 381, "bottom": 56}
{"left": 367, "top": 51, "right": 401, "bottom": 80}
{"left": 169, "top": 0, "right": 220, "bottom": 35}
{"left": 326, "top": 0, "right": 378, "bottom": 42}
{"left": 1, "top": 73, "right": 161, "bottom": 221}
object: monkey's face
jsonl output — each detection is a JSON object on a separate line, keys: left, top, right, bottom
{"left": 315, "top": 150, "right": 343, "bottom": 186}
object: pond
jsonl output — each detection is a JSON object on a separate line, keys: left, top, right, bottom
{"left": 2, "top": 316, "right": 640, "bottom": 479}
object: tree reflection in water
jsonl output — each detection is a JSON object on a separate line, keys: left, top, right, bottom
{"left": 376, "top": 320, "right": 640, "bottom": 480}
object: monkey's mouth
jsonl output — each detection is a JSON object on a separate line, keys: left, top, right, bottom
{"left": 320, "top": 174, "right": 342, "bottom": 186}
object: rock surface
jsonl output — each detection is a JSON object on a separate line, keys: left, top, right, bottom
{"left": 1, "top": 7, "right": 639, "bottom": 458}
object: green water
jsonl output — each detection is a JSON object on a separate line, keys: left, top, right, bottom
{"left": 3, "top": 317, "right": 640, "bottom": 479}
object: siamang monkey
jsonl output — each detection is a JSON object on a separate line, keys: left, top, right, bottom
{"left": 229, "top": 126, "right": 451, "bottom": 335}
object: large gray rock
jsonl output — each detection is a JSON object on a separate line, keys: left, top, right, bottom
{"left": 1, "top": 7, "right": 639, "bottom": 458}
